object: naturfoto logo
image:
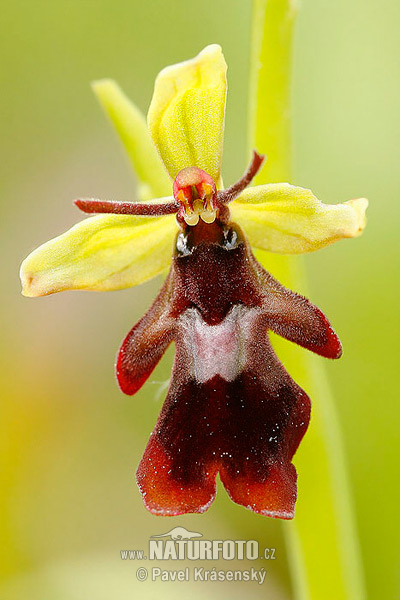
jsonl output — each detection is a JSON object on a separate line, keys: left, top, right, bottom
{"left": 121, "top": 527, "right": 276, "bottom": 562}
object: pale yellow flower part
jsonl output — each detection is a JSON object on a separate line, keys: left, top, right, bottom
{"left": 20, "top": 210, "right": 177, "bottom": 297}
{"left": 230, "top": 184, "right": 368, "bottom": 253}
{"left": 148, "top": 44, "right": 227, "bottom": 187}
{"left": 20, "top": 45, "right": 368, "bottom": 298}
{"left": 92, "top": 79, "right": 171, "bottom": 200}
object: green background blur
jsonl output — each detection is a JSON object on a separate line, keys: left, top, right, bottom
{"left": 1, "top": 1, "right": 399, "bottom": 598}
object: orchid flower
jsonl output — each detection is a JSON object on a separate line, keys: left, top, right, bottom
{"left": 20, "top": 45, "right": 367, "bottom": 518}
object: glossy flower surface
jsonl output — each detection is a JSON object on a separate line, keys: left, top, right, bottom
{"left": 20, "top": 45, "right": 367, "bottom": 518}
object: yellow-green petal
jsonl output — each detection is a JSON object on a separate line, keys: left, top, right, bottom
{"left": 20, "top": 211, "right": 177, "bottom": 296}
{"left": 92, "top": 79, "right": 171, "bottom": 200}
{"left": 148, "top": 44, "right": 227, "bottom": 187}
{"left": 230, "top": 183, "right": 368, "bottom": 253}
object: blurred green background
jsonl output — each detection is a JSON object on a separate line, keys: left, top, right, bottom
{"left": 1, "top": 0, "right": 399, "bottom": 598}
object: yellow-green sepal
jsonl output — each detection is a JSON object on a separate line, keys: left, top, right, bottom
{"left": 230, "top": 183, "right": 368, "bottom": 253}
{"left": 147, "top": 44, "right": 227, "bottom": 187}
{"left": 20, "top": 212, "right": 177, "bottom": 296}
{"left": 92, "top": 79, "right": 171, "bottom": 200}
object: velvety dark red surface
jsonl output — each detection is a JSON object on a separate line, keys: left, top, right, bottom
{"left": 118, "top": 220, "right": 342, "bottom": 517}
{"left": 137, "top": 369, "right": 309, "bottom": 517}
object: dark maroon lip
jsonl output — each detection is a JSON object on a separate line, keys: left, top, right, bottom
{"left": 72, "top": 144, "right": 342, "bottom": 517}
{"left": 116, "top": 216, "right": 341, "bottom": 517}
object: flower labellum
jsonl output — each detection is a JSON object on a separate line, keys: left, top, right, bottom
{"left": 20, "top": 45, "right": 367, "bottom": 518}
{"left": 112, "top": 155, "right": 342, "bottom": 518}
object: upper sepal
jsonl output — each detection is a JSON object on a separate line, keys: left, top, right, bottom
{"left": 147, "top": 44, "right": 227, "bottom": 187}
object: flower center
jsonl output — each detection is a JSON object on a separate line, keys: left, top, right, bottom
{"left": 74, "top": 151, "right": 265, "bottom": 228}
{"left": 173, "top": 167, "right": 217, "bottom": 226}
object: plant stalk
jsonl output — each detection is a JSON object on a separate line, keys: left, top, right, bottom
{"left": 249, "top": 1, "right": 366, "bottom": 598}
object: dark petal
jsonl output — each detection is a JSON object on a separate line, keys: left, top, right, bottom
{"left": 116, "top": 274, "right": 175, "bottom": 395}
{"left": 136, "top": 352, "right": 310, "bottom": 517}
{"left": 136, "top": 378, "right": 219, "bottom": 515}
{"left": 171, "top": 234, "right": 264, "bottom": 324}
{"left": 219, "top": 374, "right": 310, "bottom": 519}
{"left": 220, "top": 463, "right": 297, "bottom": 519}
{"left": 251, "top": 254, "right": 342, "bottom": 359}
{"left": 137, "top": 433, "right": 218, "bottom": 516}
{"left": 75, "top": 198, "right": 179, "bottom": 216}
{"left": 216, "top": 150, "right": 265, "bottom": 206}
{"left": 122, "top": 220, "right": 341, "bottom": 517}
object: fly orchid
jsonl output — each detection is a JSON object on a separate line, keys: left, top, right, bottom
{"left": 20, "top": 45, "right": 367, "bottom": 518}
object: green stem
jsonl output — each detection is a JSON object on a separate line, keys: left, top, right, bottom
{"left": 249, "top": 1, "right": 366, "bottom": 599}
